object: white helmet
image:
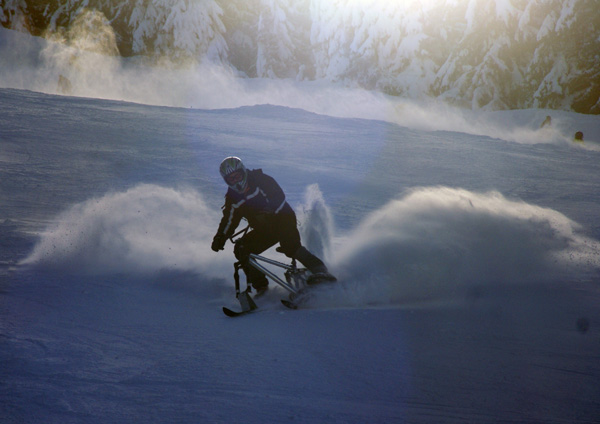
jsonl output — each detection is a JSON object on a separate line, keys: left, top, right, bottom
{"left": 219, "top": 156, "right": 248, "bottom": 193}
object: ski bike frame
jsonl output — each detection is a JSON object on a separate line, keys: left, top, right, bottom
{"left": 229, "top": 225, "right": 308, "bottom": 312}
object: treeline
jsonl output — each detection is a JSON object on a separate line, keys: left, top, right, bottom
{"left": 2, "top": 0, "right": 599, "bottom": 113}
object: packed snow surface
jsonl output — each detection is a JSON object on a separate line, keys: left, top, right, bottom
{"left": 1, "top": 87, "right": 600, "bottom": 423}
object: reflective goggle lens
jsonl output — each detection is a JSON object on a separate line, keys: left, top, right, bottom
{"left": 225, "top": 170, "right": 244, "bottom": 185}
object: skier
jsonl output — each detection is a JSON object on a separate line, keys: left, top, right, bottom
{"left": 211, "top": 156, "right": 335, "bottom": 295}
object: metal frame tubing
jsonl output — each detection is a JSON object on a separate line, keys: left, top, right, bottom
{"left": 248, "top": 254, "right": 300, "bottom": 294}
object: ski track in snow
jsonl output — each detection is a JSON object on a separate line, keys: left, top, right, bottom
{"left": 1, "top": 87, "right": 600, "bottom": 423}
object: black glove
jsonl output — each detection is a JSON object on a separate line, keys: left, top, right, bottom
{"left": 211, "top": 234, "right": 226, "bottom": 252}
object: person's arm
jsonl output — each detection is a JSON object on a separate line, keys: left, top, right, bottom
{"left": 212, "top": 194, "right": 242, "bottom": 251}
{"left": 256, "top": 172, "right": 286, "bottom": 214}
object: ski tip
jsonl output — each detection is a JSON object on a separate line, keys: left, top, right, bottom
{"left": 222, "top": 306, "right": 237, "bottom": 317}
{"left": 306, "top": 272, "right": 337, "bottom": 286}
{"left": 223, "top": 306, "right": 252, "bottom": 317}
{"left": 281, "top": 299, "right": 299, "bottom": 310}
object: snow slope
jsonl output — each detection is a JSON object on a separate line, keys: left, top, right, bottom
{"left": 1, "top": 87, "right": 600, "bottom": 423}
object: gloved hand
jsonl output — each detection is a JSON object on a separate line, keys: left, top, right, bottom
{"left": 211, "top": 234, "right": 226, "bottom": 252}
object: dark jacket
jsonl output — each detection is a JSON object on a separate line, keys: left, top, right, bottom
{"left": 215, "top": 169, "right": 295, "bottom": 240}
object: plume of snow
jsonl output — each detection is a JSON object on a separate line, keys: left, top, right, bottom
{"left": 22, "top": 184, "right": 232, "bottom": 278}
{"left": 296, "top": 184, "right": 334, "bottom": 263}
{"left": 325, "top": 187, "right": 600, "bottom": 306}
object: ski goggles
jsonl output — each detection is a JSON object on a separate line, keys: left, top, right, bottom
{"left": 224, "top": 170, "right": 245, "bottom": 186}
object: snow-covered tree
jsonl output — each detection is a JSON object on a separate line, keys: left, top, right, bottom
{"left": 432, "top": 0, "right": 525, "bottom": 110}
{"left": 129, "top": 0, "right": 163, "bottom": 55}
{"left": 164, "top": 0, "right": 226, "bottom": 62}
{"left": 129, "top": 0, "right": 227, "bottom": 63}
{"left": 0, "top": 0, "right": 31, "bottom": 32}
{"left": 567, "top": 0, "right": 600, "bottom": 113}
{"left": 309, "top": 0, "right": 358, "bottom": 83}
{"left": 310, "top": 1, "right": 451, "bottom": 95}
{"left": 220, "top": 0, "right": 260, "bottom": 76}
{"left": 524, "top": 0, "right": 600, "bottom": 112}
{"left": 221, "top": 0, "right": 312, "bottom": 79}
{"left": 373, "top": 2, "right": 437, "bottom": 97}
{"left": 1, "top": 0, "right": 599, "bottom": 113}
{"left": 256, "top": 0, "right": 310, "bottom": 79}
{"left": 44, "top": 0, "right": 89, "bottom": 33}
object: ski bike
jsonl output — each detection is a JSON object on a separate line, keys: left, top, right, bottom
{"left": 222, "top": 225, "right": 335, "bottom": 317}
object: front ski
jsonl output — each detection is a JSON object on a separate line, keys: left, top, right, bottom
{"left": 280, "top": 275, "right": 337, "bottom": 310}
{"left": 280, "top": 289, "right": 312, "bottom": 310}
{"left": 223, "top": 289, "right": 259, "bottom": 317}
{"left": 223, "top": 306, "right": 257, "bottom": 317}
{"left": 307, "top": 272, "right": 337, "bottom": 285}
{"left": 281, "top": 299, "right": 299, "bottom": 310}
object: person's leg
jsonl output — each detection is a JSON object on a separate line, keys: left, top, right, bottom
{"left": 277, "top": 213, "right": 329, "bottom": 274}
{"left": 234, "top": 229, "right": 278, "bottom": 292}
{"left": 293, "top": 246, "right": 328, "bottom": 274}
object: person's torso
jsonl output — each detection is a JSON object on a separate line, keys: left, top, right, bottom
{"left": 226, "top": 169, "right": 290, "bottom": 218}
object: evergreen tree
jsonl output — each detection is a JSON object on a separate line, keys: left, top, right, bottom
{"left": 0, "top": 0, "right": 598, "bottom": 113}
{"left": 256, "top": 0, "right": 309, "bottom": 79}
{"left": 221, "top": 0, "right": 260, "bottom": 76}
{"left": 129, "top": 0, "right": 227, "bottom": 63}
{"left": 432, "top": 0, "right": 524, "bottom": 110}
{"left": 129, "top": 0, "right": 168, "bottom": 56}
{"left": 525, "top": 0, "right": 600, "bottom": 112}
{"left": 309, "top": 0, "right": 354, "bottom": 82}
{"left": 1, "top": 0, "right": 30, "bottom": 32}
{"left": 374, "top": 2, "right": 437, "bottom": 97}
